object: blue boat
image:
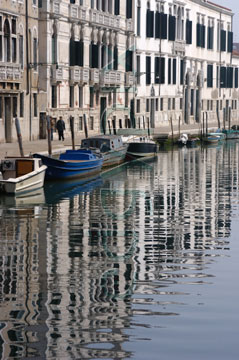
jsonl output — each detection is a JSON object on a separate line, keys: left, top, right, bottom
{"left": 33, "top": 149, "right": 103, "bottom": 180}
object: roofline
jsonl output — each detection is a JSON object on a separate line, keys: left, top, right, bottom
{"left": 205, "top": 1, "right": 232, "bottom": 13}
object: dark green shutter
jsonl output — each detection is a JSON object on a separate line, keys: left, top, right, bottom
{"left": 168, "top": 58, "right": 171, "bottom": 84}
{"left": 196, "top": 23, "right": 201, "bottom": 47}
{"left": 235, "top": 68, "right": 238, "bottom": 88}
{"left": 70, "top": 38, "right": 75, "bottom": 66}
{"left": 186, "top": 20, "right": 192, "bottom": 44}
{"left": 113, "top": 46, "right": 118, "bottom": 70}
{"left": 173, "top": 58, "right": 176, "bottom": 84}
{"left": 221, "top": 30, "right": 226, "bottom": 51}
{"left": 155, "top": 57, "right": 159, "bottom": 84}
{"left": 146, "top": 56, "right": 151, "bottom": 85}
{"left": 227, "top": 31, "right": 233, "bottom": 52}
{"left": 114, "top": 0, "right": 120, "bottom": 15}
{"left": 146, "top": 10, "right": 154, "bottom": 38}
{"left": 168, "top": 15, "right": 176, "bottom": 41}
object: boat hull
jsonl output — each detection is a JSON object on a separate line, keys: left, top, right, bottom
{"left": 126, "top": 142, "right": 157, "bottom": 160}
{"left": 222, "top": 130, "right": 239, "bottom": 139}
{"left": 0, "top": 166, "right": 46, "bottom": 194}
{"left": 34, "top": 153, "right": 103, "bottom": 180}
{"left": 101, "top": 146, "right": 128, "bottom": 167}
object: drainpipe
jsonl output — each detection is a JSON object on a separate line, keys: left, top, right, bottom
{"left": 25, "top": 0, "right": 29, "bottom": 94}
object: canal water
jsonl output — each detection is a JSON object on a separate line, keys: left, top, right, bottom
{"left": 0, "top": 141, "right": 239, "bottom": 359}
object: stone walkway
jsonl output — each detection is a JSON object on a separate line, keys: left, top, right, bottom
{"left": 0, "top": 136, "right": 83, "bottom": 159}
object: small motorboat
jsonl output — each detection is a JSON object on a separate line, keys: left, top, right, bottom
{"left": 33, "top": 149, "right": 103, "bottom": 180}
{"left": 122, "top": 135, "right": 158, "bottom": 160}
{"left": 177, "top": 134, "right": 188, "bottom": 147}
{"left": 0, "top": 157, "right": 46, "bottom": 194}
{"left": 81, "top": 135, "right": 128, "bottom": 167}
{"left": 202, "top": 130, "right": 225, "bottom": 144}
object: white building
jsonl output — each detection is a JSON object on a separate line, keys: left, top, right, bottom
{"left": 133, "top": 0, "right": 238, "bottom": 137}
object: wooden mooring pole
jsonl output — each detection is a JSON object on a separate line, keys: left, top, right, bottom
{"left": 15, "top": 117, "right": 24, "bottom": 157}
{"left": 70, "top": 116, "right": 75, "bottom": 150}
{"left": 46, "top": 115, "right": 52, "bottom": 156}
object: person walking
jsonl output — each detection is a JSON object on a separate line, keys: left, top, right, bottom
{"left": 56, "top": 116, "right": 65, "bottom": 141}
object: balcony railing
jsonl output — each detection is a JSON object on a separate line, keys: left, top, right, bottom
{"left": 70, "top": 66, "right": 81, "bottom": 83}
{"left": 81, "top": 68, "right": 89, "bottom": 83}
{"left": 90, "top": 9, "right": 120, "bottom": 29}
{"left": 69, "top": 4, "right": 78, "bottom": 19}
{"left": 51, "top": 1, "right": 60, "bottom": 16}
{"left": 90, "top": 68, "right": 100, "bottom": 84}
{"left": 51, "top": 65, "right": 63, "bottom": 83}
{"left": 0, "top": 64, "right": 22, "bottom": 81}
{"left": 172, "top": 40, "right": 186, "bottom": 53}
{"left": 125, "top": 72, "right": 134, "bottom": 86}
{"left": 100, "top": 70, "right": 122, "bottom": 86}
{"left": 126, "top": 19, "right": 134, "bottom": 32}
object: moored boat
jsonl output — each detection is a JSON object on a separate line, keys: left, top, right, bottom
{"left": 0, "top": 157, "right": 46, "bottom": 194}
{"left": 81, "top": 135, "right": 128, "bottom": 167}
{"left": 33, "top": 149, "right": 103, "bottom": 180}
{"left": 222, "top": 128, "right": 239, "bottom": 140}
{"left": 123, "top": 136, "right": 158, "bottom": 160}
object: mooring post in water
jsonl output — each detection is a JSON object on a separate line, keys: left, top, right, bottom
{"left": 206, "top": 112, "right": 208, "bottom": 135}
{"left": 178, "top": 116, "right": 181, "bottom": 137}
{"left": 143, "top": 115, "right": 145, "bottom": 130}
{"left": 202, "top": 112, "right": 205, "bottom": 138}
{"left": 46, "top": 115, "right": 52, "bottom": 156}
{"left": 170, "top": 117, "right": 174, "bottom": 144}
{"left": 83, "top": 114, "right": 88, "bottom": 138}
{"left": 15, "top": 117, "right": 24, "bottom": 157}
{"left": 229, "top": 107, "right": 231, "bottom": 130}
{"left": 70, "top": 116, "right": 75, "bottom": 150}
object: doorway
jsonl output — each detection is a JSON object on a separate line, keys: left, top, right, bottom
{"left": 4, "top": 97, "right": 12, "bottom": 142}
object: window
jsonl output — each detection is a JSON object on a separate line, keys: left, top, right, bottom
{"left": 33, "top": 94, "right": 37, "bottom": 117}
{"left": 146, "top": 99, "right": 149, "bottom": 112}
{"left": 4, "top": 19, "right": 10, "bottom": 62}
{"left": 52, "top": 85, "right": 57, "bottom": 108}
{"left": 180, "top": 98, "right": 183, "bottom": 110}
{"left": 79, "top": 116, "right": 83, "bottom": 130}
{"left": 125, "top": 89, "right": 129, "bottom": 108}
{"left": 136, "top": 55, "right": 141, "bottom": 85}
{"left": 137, "top": 4, "right": 141, "bottom": 36}
{"left": 168, "top": 58, "right": 171, "bottom": 84}
{"left": 146, "top": 56, "right": 151, "bottom": 85}
{"left": 70, "top": 86, "right": 74, "bottom": 108}
{"left": 12, "top": 97, "right": 17, "bottom": 117}
{"left": 79, "top": 86, "right": 83, "bottom": 108}
{"left": 90, "top": 116, "right": 94, "bottom": 130}
{"left": 90, "top": 87, "right": 94, "bottom": 108}
{"left": 156, "top": 98, "right": 158, "bottom": 111}
{"left": 146, "top": 8, "right": 154, "bottom": 38}
{"left": 172, "top": 98, "right": 175, "bottom": 110}
{"left": 168, "top": 98, "right": 171, "bottom": 110}
{"left": 12, "top": 38, "right": 16, "bottom": 62}
{"left": 33, "top": 38, "right": 37, "bottom": 69}
{"left": 20, "top": 93, "right": 24, "bottom": 117}
{"left": 52, "top": 30, "right": 57, "bottom": 64}
{"left": 19, "top": 36, "right": 24, "bottom": 69}
{"left": 207, "top": 64, "right": 213, "bottom": 87}
{"left": 160, "top": 98, "right": 163, "bottom": 111}
{"left": 207, "top": 20, "right": 214, "bottom": 50}
{"left": 186, "top": 19, "right": 192, "bottom": 44}
{"left": 126, "top": 0, "right": 133, "bottom": 19}
{"left": 136, "top": 99, "right": 140, "bottom": 113}
{"left": 114, "top": 0, "right": 120, "bottom": 15}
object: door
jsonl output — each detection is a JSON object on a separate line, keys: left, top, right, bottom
{"left": 4, "top": 97, "right": 12, "bottom": 143}
{"left": 100, "top": 97, "right": 107, "bottom": 134}
{"left": 39, "top": 112, "right": 47, "bottom": 139}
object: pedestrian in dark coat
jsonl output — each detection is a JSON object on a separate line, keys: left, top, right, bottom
{"left": 56, "top": 116, "right": 65, "bottom": 141}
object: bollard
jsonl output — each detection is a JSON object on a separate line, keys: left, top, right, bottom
{"left": 15, "top": 117, "right": 24, "bottom": 157}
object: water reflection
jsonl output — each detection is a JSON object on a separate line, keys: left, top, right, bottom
{"left": 0, "top": 142, "right": 238, "bottom": 358}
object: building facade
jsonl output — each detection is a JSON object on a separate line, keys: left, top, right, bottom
{"left": 134, "top": 0, "right": 238, "bottom": 136}
{"left": 0, "top": 0, "right": 39, "bottom": 143}
{"left": 0, "top": 0, "right": 239, "bottom": 143}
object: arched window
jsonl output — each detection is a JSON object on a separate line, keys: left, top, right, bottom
{"left": 4, "top": 19, "right": 10, "bottom": 62}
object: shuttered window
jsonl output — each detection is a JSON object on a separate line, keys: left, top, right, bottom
{"left": 126, "top": 0, "right": 132, "bottom": 19}
{"left": 155, "top": 12, "right": 167, "bottom": 39}
{"left": 146, "top": 10, "right": 154, "bottom": 38}
{"left": 126, "top": 50, "right": 133, "bottom": 72}
{"left": 186, "top": 20, "right": 192, "bottom": 44}
{"left": 90, "top": 42, "right": 99, "bottom": 68}
{"left": 113, "top": 46, "right": 118, "bottom": 70}
{"left": 235, "top": 68, "right": 238, "bottom": 88}
{"left": 155, "top": 57, "right": 159, "bottom": 84}
{"left": 220, "top": 66, "right": 226, "bottom": 88}
{"left": 70, "top": 38, "right": 75, "bottom": 66}
{"left": 207, "top": 27, "right": 213, "bottom": 50}
{"left": 220, "top": 30, "right": 226, "bottom": 51}
{"left": 168, "top": 58, "right": 171, "bottom": 84}
{"left": 197, "top": 23, "right": 205, "bottom": 48}
{"left": 207, "top": 64, "right": 213, "bottom": 87}
{"left": 114, "top": 0, "right": 120, "bottom": 15}
{"left": 227, "top": 31, "right": 233, "bottom": 52}
{"left": 180, "top": 59, "right": 185, "bottom": 85}
{"left": 155, "top": 57, "right": 165, "bottom": 84}
{"left": 227, "top": 67, "right": 233, "bottom": 88}
{"left": 168, "top": 15, "right": 176, "bottom": 41}
{"left": 146, "top": 56, "right": 151, "bottom": 85}
{"left": 75, "top": 40, "right": 84, "bottom": 67}
{"left": 173, "top": 58, "right": 177, "bottom": 84}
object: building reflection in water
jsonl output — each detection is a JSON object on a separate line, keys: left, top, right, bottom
{"left": 0, "top": 142, "right": 238, "bottom": 358}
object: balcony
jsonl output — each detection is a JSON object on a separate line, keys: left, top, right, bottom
{"left": 51, "top": 65, "right": 64, "bottom": 83}
{"left": 68, "top": 4, "right": 78, "bottom": 19}
{"left": 81, "top": 68, "right": 89, "bottom": 84}
{"left": 90, "top": 68, "right": 100, "bottom": 84}
{"left": 126, "top": 19, "right": 134, "bottom": 32}
{"left": 172, "top": 40, "right": 186, "bottom": 54}
{"left": 100, "top": 70, "right": 122, "bottom": 86}
{"left": 51, "top": 1, "right": 61, "bottom": 17}
{"left": 70, "top": 66, "right": 81, "bottom": 83}
{"left": 125, "top": 72, "right": 134, "bottom": 86}
{"left": 79, "top": 8, "right": 87, "bottom": 22}
{"left": 0, "top": 64, "right": 22, "bottom": 81}
{"left": 90, "top": 9, "right": 120, "bottom": 30}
